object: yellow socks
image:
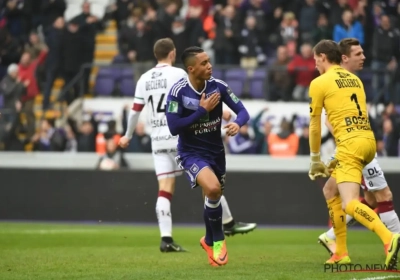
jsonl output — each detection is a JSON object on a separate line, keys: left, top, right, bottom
{"left": 345, "top": 199, "right": 392, "bottom": 245}
{"left": 327, "top": 196, "right": 348, "bottom": 256}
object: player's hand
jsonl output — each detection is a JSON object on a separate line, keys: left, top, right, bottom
{"left": 200, "top": 92, "right": 220, "bottom": 112}
{"left": 308, "top": 153, "right": 330, "bottom": 180}
{"left": 326, "top": 157, "right": 338, "bottom": 174}
{"left": 224, "top": 122, "right": 239, "bottom": 136}
{"left": 118, "top": 136, "right": 130, "bottom": 149}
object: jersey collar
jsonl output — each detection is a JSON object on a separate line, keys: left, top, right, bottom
{"left": 187, "top": 76, "right": 207, "bottom": 95}
{"left": 154, "top": 63, "right": 170, "bottom": 68}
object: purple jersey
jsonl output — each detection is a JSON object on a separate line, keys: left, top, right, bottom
{"left": 166, "top": 76, "right": 250, "bottom": 157}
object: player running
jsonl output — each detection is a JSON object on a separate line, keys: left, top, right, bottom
{"left": 318, "top": 38, "right": 400, "bottom": 256}
{"left": 119, "top": 39, "right": 256, "bottom": 254}
{"left": 165, "top": 46, "right": 250, "bottom": 266}
{"left": 308, "top": 39, "right": 400, "bottom": 269}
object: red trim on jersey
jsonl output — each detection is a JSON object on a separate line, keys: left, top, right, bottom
{"left": 156, "top": 170, "right": 182, "bottom": 177}
{"left": 132, "top": 103, "right": 144, "bottom": 111}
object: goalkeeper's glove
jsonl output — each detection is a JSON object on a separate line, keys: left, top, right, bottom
{"left": 308, "top": 153, "right": 330, "bottom": 180}
{"left": 326, "top": 157, "right": 338, "bottom": 174}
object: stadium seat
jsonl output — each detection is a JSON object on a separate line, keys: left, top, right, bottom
{"left": 249, "top": 69, "right": 267, "bottom": 99}
{"left": 211, "top": 68, "right": 224, "bottom": 80}
{"left": 119, "top": 68, "right": 135, "bottom": 96}
{"left": 94, "top": 67, "right": 116, "bottom": 96}
{"left": 112, "top": 54, "right": 128, "bottom": 64}
{"left": 0, "top": 95, "right": 3, "bottom": 108}
{"left": 224, "top": 68, "right": 247, "bottom": 97}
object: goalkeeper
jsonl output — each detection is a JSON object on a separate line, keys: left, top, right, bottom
{"left": 308, "top": 39, "right": 400, "bottom": 269}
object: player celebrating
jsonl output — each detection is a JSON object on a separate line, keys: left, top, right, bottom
{"left": 308, "top": 39, "right": 400, "bottom": 269}
{"left": 318, "top": 38, "right": 400, "bottom": 256}
{"left": 119, "top": 39, "right": 256, "bottom": 253}
{"left": 165, "top": 46, "right": 250, "bottom": 267}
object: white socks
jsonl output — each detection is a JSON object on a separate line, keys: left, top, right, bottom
{"left": 220, "top": 195, "right": 233, "bottom": 224}
{"left": 156, "top": 196, "right": 172, "bottom": 237}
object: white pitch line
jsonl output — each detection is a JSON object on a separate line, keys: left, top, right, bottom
{"left": 0, "top": 229, "right": 101, "bottom": 234}
{"left": 350, "top": 275, "right": 400, "bottom": 280}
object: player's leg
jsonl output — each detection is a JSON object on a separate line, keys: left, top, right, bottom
{"left": 318, "top": 175, "right": 350, "bottom": 264}
{"left": 197, "top": 167, "right": 228, "bottom": 266}
{"left": 221, "top": 195, "right": 257, "bottom": 237}
{"left": 337, "top": 139, "right": 400, "bottom": 270}
{"left": 362, "top": 159, "right": 400, "bottom": 233}
{"left": 154, "top": 152, "right": 185, "bottom": 252}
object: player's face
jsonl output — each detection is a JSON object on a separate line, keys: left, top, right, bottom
{"left": 342, "top": 45, "right": 365, "bottom": 73}
{"left": 191, "top": 52, "right": 212, "bottom": 80}
{"left": 313, "top": 53, "right": 326, "bottom": 74}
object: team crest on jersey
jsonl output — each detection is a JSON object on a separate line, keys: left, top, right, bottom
{"left": 336, "top": 72, "right": 350, "bottom": 79}
{"left": 182, "top": 96, "right": 199, "bottom": 110}
{"left": 190, "top": 164, "right": 199, "bottom": 173}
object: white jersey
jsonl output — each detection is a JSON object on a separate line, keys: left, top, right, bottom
{"left": 134, "top": 63, "right": 187, "bottom": 151}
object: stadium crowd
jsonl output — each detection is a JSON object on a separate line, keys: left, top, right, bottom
{"left": 0, "top": 0, "right": 399, "bottom": 157}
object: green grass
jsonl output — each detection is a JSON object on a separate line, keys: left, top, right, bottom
{"left": 0, "top": 222, "right": 399, "bottom": 280}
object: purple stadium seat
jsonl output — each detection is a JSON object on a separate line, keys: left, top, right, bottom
{"left": 249, "top": 69, "right": 267, "bottom": 99}
{"left": 0, "top": 95, "right": 3, "bottom": 108}
{"left": 112, "top": 54, "right": 128, "bottom": 64}
{"left": 120, "top": 78, "right": 135, "bottom": 96}
{"left": 224, "top": 68, "right": 247, "bottom": 97}
{"left": 211, "top": 68, "right": 223, "bottom": 80}
{"left": 94, "top": 67, "right": 116, "bottom": 96}
{"left": 120, "top": 67, "right": 134, "bottom": 79}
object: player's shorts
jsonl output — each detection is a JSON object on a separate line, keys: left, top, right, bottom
{"left": 360, "top": 157, "right": 388, "bottom": 192}
{"left": 175, "top": 152, "right": 226, "bottom": 189}
{"left": 152, "top": 150, "right": 183, "bottom": 179}
{"left": 331, "top": 138, "right": 376, "bottom": 185}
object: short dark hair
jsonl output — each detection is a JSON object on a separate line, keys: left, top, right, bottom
{"left": 313, "top": 40, "right": 341, "bottom": 64}
{"left": 153, "top": 38, "right": 175, "bottom": 61}
{"left": 338, "top": 38, "right": 361, "bottom": 57}
{"left": 181, "top": 46, "right": 204, "bottom": 68}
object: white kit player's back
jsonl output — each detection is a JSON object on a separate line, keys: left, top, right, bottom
{"left": 135, "top": 64, "right": 186, "bottom": 151}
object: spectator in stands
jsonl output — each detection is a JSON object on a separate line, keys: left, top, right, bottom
{"left": 25, "top": 31, "right": 47, "bottom": 91}
{"left": 60, "top": 19, "right": 84, "bottom": 105}
{"left": 18, "top": 48, "right": 47, "bottom": 138}
{"left": 329, "top": 0, "right": 351, "bottom": 27}
{"left": 251, "top": 107, "right": 271, "bottom": 154}
{"left": 333, "top": 9, "right": 364, "bottom": 45}
{"left": 96, "top": 120, "right": 121, "bottom": 155}
{"left": 382, "top": 103, "right": 400, "bottom": 156}
{"left": 267, "top": 117, "right": 299, "bottom": 157}
{"left": 298, "top": 0, "right": 319, "bottom": 45}
{"left": 238, "top": 0, "right": 269, "bottom": 35}
{"left": 43, "top": 16, "right": 64, "bottom": 110}
{"left": 287, "top": 43, "right": 316, "bottom": 101}
{"left": 3, "top": 0, "right": 25, "bottom": 39}
{"left": 41, "top": 0, "right": 66, "bottom": 36}
{"left": 0, "top": 28, "right": 23, "bottom": 80}
{"left": 267, "top": 45, "right": 292, "bottom": 101}
{"left": 371, "top": 14, "right": 399, "bottom": 104}
{"left": 128, "top": 121, "right": 151, "bottom": 153}
{"left": 238, "top": 15, "right": 265, "bottom": 70}
{"left": 297, "top": 124, "right": 310, "bottom": 155}
{"left": 67, "top": 112, "right": 98, "bottom": 152}
{"left": 372, "top": 1, "right": 385, "bottom": 28}
{"left": 278, "top": 12, "right": 298, "bottom": 57}
{"left": 227, "top": 123, "right": 256, "bottom": 154}
{"left": 31, "top": 118, "right": 67, "bottom": 151}
{"left": 64, "top": 124, "right": 77, "bottom": 152}
{"left": 71, "top": 1, "right": 99, "bottom": 95}
{"left": 155, "top": 0, "right": 179, "bottom": 39}
{"left": 312, "top": 13, "right": 331, "bottom": 44}
{"left": 0, "top": 63, "right": 25, "bottom": 124}
{"left": 97, "top": 134, "right": 129, "bottom": 170}
{"left": 113, "top": 0, "right": 135, "bottom": 30}
{"left": 213, "top": 5, "right": 239, "bottom": 65}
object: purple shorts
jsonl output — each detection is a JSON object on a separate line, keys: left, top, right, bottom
{"left": 175, "top": 153, "right": 226, "bottom": 189}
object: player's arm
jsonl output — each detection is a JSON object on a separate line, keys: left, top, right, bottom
{"left": 308, "top": 80, "right": 324, "bottom": 155}
{"left": 124, "top": 78, "right": 145, "bottom": 140}
{"left": 165, "top": 89, "right": 208, "bottom": 136}
{"left": 219, "top": 82, "right": 250, "bottom": 128}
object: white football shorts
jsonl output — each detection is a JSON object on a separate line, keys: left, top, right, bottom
{"left": 152, "top": 150, "right": 183, "bottom": 179}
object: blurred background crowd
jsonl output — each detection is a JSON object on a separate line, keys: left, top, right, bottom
{"left": 0, "top": 0, "right": 399, "bottom": 164}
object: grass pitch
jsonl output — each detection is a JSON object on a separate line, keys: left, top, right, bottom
{"left": 0, "top": 222, "right": 399, "bottom": 280}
